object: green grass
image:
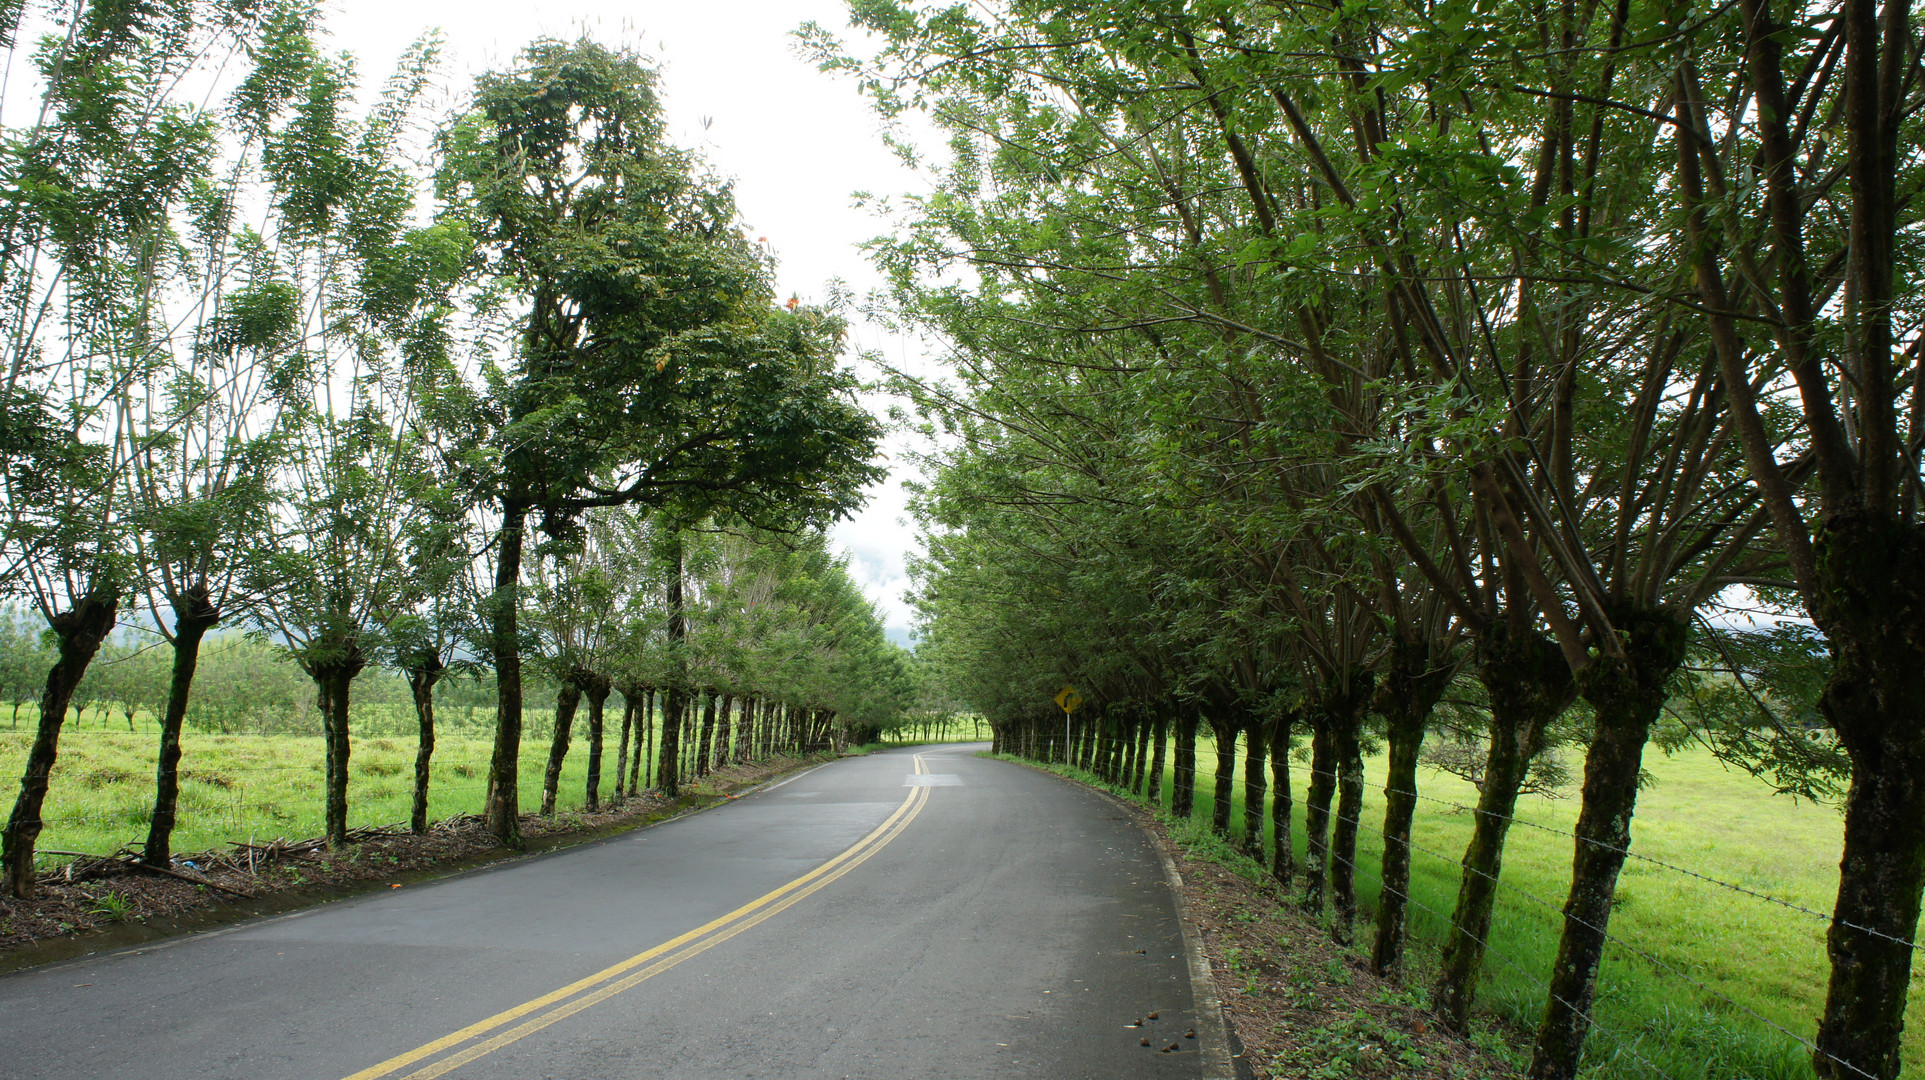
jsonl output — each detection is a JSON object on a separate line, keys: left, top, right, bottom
{"left": 0, "top": 706, "right": 679, "bottom": 863}
{"left": 872, "top": 718, "right": 992, "bottom": 745}
{"left": 1089, "top": 734, "right": 1894, "bottom": 1079}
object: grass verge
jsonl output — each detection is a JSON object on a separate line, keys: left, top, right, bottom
{"left": 1132, "top": 734, "right": 1879, "bottom": 1080}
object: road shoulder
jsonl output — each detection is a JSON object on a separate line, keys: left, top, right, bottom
{"left": 995, "top": 755, "right": 1519, "bottom": 1080}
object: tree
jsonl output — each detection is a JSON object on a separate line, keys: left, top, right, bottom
{"left": 436, "top": 38, "right": 883, "bottom": 847}
{"left": 0, "top": 0, "right": 289, "bottom": 898}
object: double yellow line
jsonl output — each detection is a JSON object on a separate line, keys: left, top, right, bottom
{"left": 343, "top": 754, "right": 935, "bottom": 1080}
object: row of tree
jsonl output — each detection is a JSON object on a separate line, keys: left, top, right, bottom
{"left": 820, "top": 0, "right": 1921, "bottom": 1077}
{"left": 0, "top": 1, "right": 897, "bottom": 904}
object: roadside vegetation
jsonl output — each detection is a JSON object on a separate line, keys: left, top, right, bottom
{"left": 0, "top": 0, "right": 914, "bottom": 921}
{"left": 832, "top": 1, "right": 1925, "bottom": 1078}
{"left": 1011, "top": 739, "right": 1847, "bottom": 1078}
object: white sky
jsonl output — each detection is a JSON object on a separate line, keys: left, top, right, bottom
{"left": 325, "top": 0, "right": 936, "bottom": 642}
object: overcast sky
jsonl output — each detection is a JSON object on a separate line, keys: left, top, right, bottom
{"left": 326, "top": 0, "right": 937, "bottom": 643}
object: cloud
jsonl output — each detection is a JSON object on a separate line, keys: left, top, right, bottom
{"left": 830, "top": 467, "right": 916, "bottom": 640}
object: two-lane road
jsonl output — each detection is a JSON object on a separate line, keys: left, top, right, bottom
{"left": 0, "top": 746, "right": 1218, "bottom": 1079}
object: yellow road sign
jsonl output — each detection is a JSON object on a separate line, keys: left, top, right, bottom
{"left": 1053, "top": 685, "right": 1084, "bottom": 713}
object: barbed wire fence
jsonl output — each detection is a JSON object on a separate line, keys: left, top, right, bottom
{"left": 1302, "top": 772, "right": 1873, "bottom": 1080}
{"left": 1072, "top": 742, "right": 1876, "bottom": 1080}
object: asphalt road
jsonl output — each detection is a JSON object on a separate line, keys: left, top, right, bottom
{"left": 0, "top": 746, "right": 1217, "bottom": 1079}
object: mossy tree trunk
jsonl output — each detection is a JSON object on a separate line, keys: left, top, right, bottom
{"left": 731, "top": 694, "right": 749, "bottom": 764}
{"left": 638, "top": 687, "right": 654, "bottom": 790}
{"left": 1528, "top": 606, "right": 1687, "bottom": 1080}
{"left": 1241, "top": 712, "right": 1267, "bottom": 858}
{"left": 613, "top": 694, "right": 634, "bottom": 801}
{"left": 405, "top": 651, "right": 446, "bottom": 835}
{"left": 1124, "top": 708, "right": 1139, "bottom": 793}
{"left": 1371, "top": 640, "right": 1455, "bottom": 978}
{"left": 660, "top": 686, "right": 685, "bottom": 797}
{"left": 1330, "top": 697, "right": 1367, "bottom": 945}
{"left": 1148, "top": 709, "right": 1168, "bottom": 803}
{"left": 2, "top": 589, "right": 118, "bottom": 898}
{"left": 144, "top": 586, "right": 218, "bottom": 866}
{"left": 309, "top": 645, "right": 368, "bottom": 850}
{"left": 696, "top": 690, "right": 717, "bottom": 777}
{"left": 1801, "top": 517, "right": 1925, "bottom": 1079}
{"left": 484, "top": 499, "right": 529, "bottom": 848}
{"left": 583, "top": 674, "right": 611, "bottom": 811}
{"left": 1206, "top": 715, "right": 1239, "bottom": 837}
{"left": 541, "top": 682, "right": 583, "bottom": 816}
{"left": 1171, "top": 709, "right": 1198, "bottom": 820}
{"left": 1435, "top": 627, "right": 1575, "bottom": 1033}
{"left": 1302, "top": 710, "right": 1336, "bottom": 914}
{"left": 1269, "top": 708, "right": 1296, "bottom": 886}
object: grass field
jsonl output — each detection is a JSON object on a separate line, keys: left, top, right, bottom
{"left": 0, "top": 704, "right": 677, "bottom": 862}
{"left": 1120, "top": 733, "right": 1897, "bottom": 1080}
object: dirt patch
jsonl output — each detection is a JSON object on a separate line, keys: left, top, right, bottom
{"left": 0, "top": 754, "right": 826, "bottom": 965}
{"left": 1161, "top": 839, "right": 1515, "bottom": 1080}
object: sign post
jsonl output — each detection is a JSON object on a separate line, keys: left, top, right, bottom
{"left": 1053, "top": 685, "right": 1083, "bottom": 765}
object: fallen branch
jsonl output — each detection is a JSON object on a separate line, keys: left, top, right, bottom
{"left": 132, "top": 860, "right": 255, "bottom": 899}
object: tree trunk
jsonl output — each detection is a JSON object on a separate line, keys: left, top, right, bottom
{"left": 311, "top": 647, "right": 365, "bottom": 851}
{"left": 660, "top": 686, "right": 684, "bottom": 797}
{"left": 681, "top": 694, "right": 698, "bottom": 783}
{"left": 143, "top": 589, "right": 217, "bottom": 868}
{"left": 1208, "top": 718, "right": 1239, "bottom": 837}
{"left": 660, "top": 531, "right": 687, "bottom": 797}
{"left": 1270, "top": 709, "right": 1296, "bottom": 886}
{"left": 638, "top": 687, "right": 654, "bottom": 791}
{"left": 732, "top": 694, "right": 749, "bottom": 764}
{"left": 485, "top": 499, "right": 529, "bottom": 848}
{"left": 1124, "top": 712, "right": 1139, "bottom": 789}
{"left": 1529, "top": 607, "right": 1687, "bottom": 1080}
{"left": 696, "top": 690, "right": 717, "bottom": 778}
{"left": 1372, "top": 641, "right": 1453, "bottom": 979}
{"left": 583, "top": 675, "right": 610, "bottom": 811}
{"left": 1331, "top": 707, "right": 1365, "bottom": 944}
{"left": 1436, "top": 627, "right": 1575, "bottom": 1033}
{"left": 541, "top": 683, "right": 582, "bottom": 816}
{"left": 1302, "top": 711, "right": 1336, "bottom": 914}
{"left": 407, "top": 654, "right": 445, "bottom": 836}
{"left": 1148, "top": 710, "right": 1168, "bottom": 804}
{"left": 2, "top": 589, "right": 118, "bottom": 898}
{"left": 1810, "top": 518, "right": 1925, "bottom": 1080}
{"left": 1241, "top": 714, "right": 1266, "bottom": 857}
{"left": 614, "top": 693, "right": 634, "bottom": 801}
{"left": 1172, "top": 710, "right": 1198, "bottom": 819}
